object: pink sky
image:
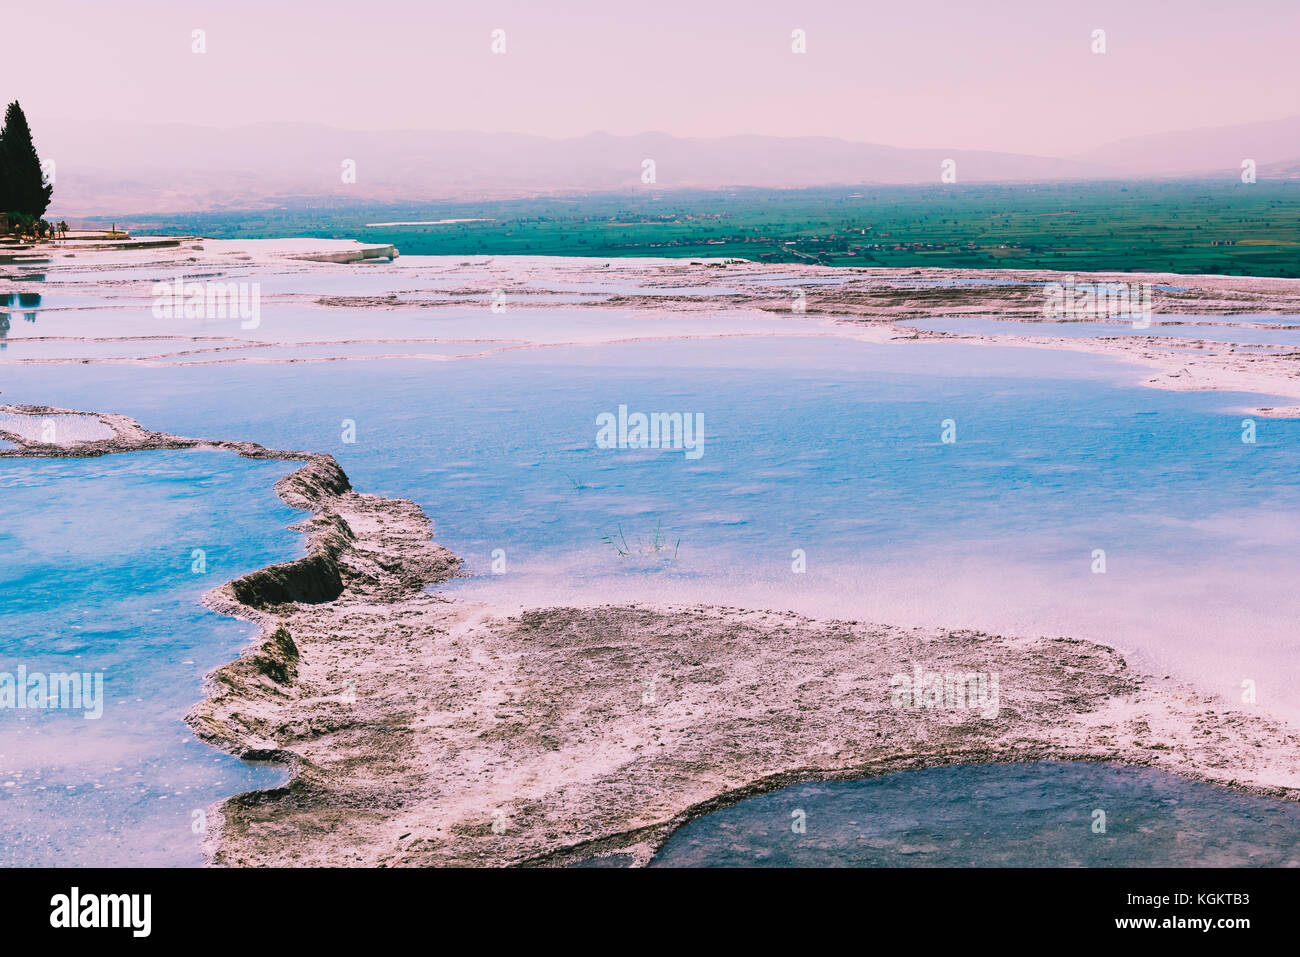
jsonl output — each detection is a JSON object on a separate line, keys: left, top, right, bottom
{"left": 10, "top": 0, "right": 1300, "bottom": 156}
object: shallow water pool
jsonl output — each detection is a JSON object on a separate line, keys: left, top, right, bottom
{"left": 652, "top": 762, "right": 1300, "bottom": 867}
{"left": 0, "top": 449, "right": 300, "bottom": 866}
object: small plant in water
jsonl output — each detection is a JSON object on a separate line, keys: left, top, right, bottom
{"left": 600, "top": 521, "right": 680, "bottom": 562}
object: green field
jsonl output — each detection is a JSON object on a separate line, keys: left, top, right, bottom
{"left": 114, "top": 180, "right": 1300, "bottom": 278}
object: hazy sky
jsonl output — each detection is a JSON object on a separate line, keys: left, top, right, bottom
{"left": 10, "top": 0, "right": 1299, "bottom": 155}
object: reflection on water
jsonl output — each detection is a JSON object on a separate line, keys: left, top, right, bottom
{"left": 652, "top": 762, "right": 1300, "bottom": 867}
{"left": 0, "top": 292, "right": 42, "bottom": 309}
{"left": 0, "top": 291, "right": 41, "bottom": 340}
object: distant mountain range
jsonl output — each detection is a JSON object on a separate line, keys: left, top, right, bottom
{"left": 1072, "top": 114, "right": 1300, "bottom": 177}
{"left": 39, "top": 115, "right": 1300, "bottom": 216}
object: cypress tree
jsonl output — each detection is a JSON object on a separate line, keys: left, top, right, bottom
{"left": 0, "top": 101, "right": 53, "bottom": 218}
{"left": 0, "top": 145, "right": 13, "bottom": 214}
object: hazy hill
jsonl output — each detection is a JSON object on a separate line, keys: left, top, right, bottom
{"left": 36, "top": 116, "right": 1300, "bottom": 216}
{"left": 1071, "top": 114, "right": 1300, "bottom": 176}
{"left": 39, "top": 122, "right": 1108, "bottom": 215}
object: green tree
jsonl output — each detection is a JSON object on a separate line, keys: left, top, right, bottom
{"left": 0, "top": 143, "right": 13, "bottom": 213}
{"left": 0, "top": 101, "right": 53, "bottom": 219}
